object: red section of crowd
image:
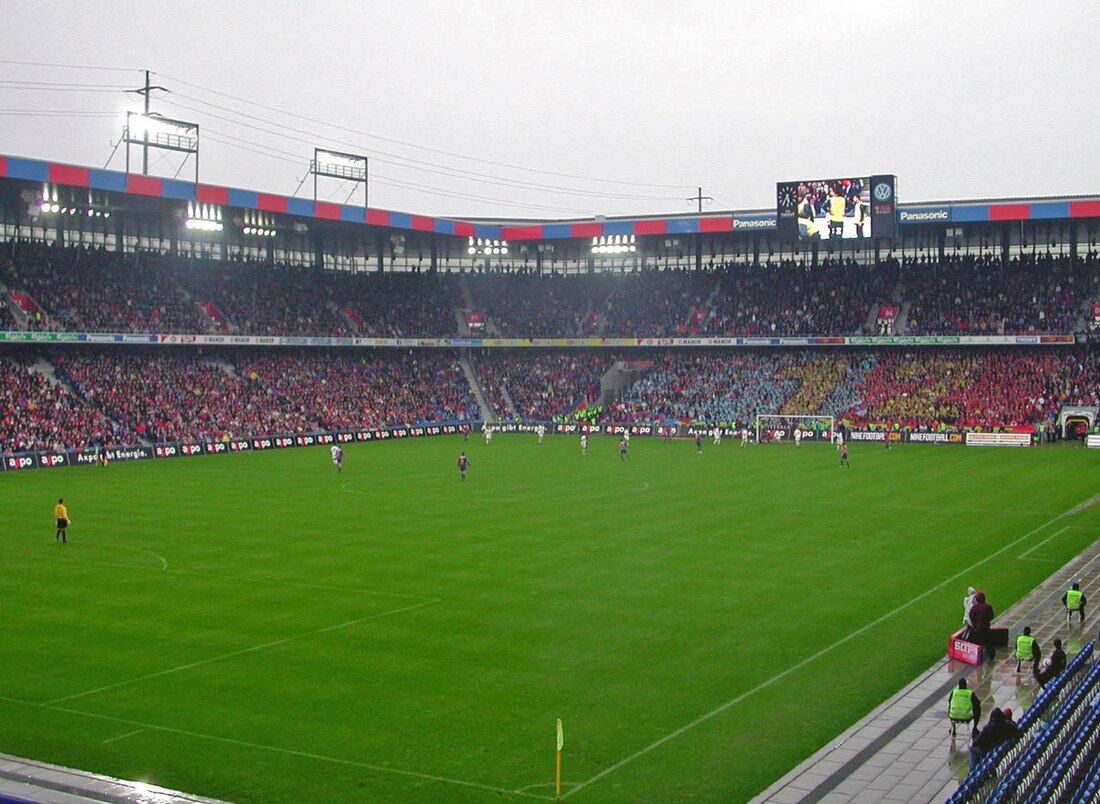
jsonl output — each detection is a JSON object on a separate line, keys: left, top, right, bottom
{"left": 0, "top": 358, "right": 118, "bottom": 453}
{"left": 844, "top": 350, "right": 1100, "bottom": 430}
{"left": 44, "top": 350, "right": 478, "bottom": 448}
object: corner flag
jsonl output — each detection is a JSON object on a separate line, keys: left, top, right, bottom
{"left": 555, "top": 718, "right": 564, "bottom": 799}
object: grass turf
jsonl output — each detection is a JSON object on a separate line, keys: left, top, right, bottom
{"left": 1, "top": 435, "right": 1098, "bottom": 803}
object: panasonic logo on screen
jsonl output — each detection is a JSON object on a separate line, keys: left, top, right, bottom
{"left": 732, "top": 218, "right": 775, "bottom": 229}
{"left": 900, "top": 209, "right": 950, "bottom": 222}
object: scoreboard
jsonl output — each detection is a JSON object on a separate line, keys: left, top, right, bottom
{"left": 776, "top": 174, "right": 897, "bottom": 241}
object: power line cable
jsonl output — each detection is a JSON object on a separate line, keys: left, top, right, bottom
{"left": 163, "top": 97, "right": 683, "bottom": 201}
{"left": 154, "top": 70, "right": 693, "bottom": 190}
{"left": 0, "top": 58, "right": 138, "bottom": 73}
{"left": 201, "top": 133, "right": 599, "bottom": 214}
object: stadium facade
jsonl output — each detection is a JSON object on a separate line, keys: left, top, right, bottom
{"left": 1, "top": 152, "right": 1098, "bottom": 278}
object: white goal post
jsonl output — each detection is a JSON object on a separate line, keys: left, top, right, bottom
{"left": 753, "top": 414, "right": 835, "bottom": 444}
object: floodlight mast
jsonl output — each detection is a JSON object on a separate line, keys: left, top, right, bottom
{"left": 126, "top": 70, "right": 169, "bottom": 174}
{"left": 123, "top": 112, "right": 200, "bottom": 184}
{"left": 311, "top": 148, "right": 369, "bottom": 209}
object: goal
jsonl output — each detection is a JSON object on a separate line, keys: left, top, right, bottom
{"left": 753, "top": 414, "right": 835, "bottom": 444}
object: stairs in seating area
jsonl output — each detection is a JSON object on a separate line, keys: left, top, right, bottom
{"left": 8, "top": 290, "right": 46, "bottom": 329}
{"left": 339, "top": 305, "right": 364, "bottom": 332}
{"left": 459, "top": 351, "right": 495, "bottom": 423}
{"left": 197, "top": 301, "right": 231, "bottom": 331}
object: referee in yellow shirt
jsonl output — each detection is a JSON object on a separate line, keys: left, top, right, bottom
{"left": 54, "top": 498, "right": 70, "bottom": 543}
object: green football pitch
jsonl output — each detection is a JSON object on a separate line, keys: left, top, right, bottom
{"left": 1, "top": 435, "right": 1098, "bottom": 803}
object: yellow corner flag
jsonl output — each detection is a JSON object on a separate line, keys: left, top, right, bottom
{"left": 555, "top": 718, "right": 564, "bottom": 799}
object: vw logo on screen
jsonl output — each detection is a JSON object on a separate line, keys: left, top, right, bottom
{"left": 873, "top": 182, "right": 893, "bottom": 202}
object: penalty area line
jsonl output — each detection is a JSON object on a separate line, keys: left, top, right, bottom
{"left": 561, "top": 497, "right": 1094, "bottom": 799}
{"left": 45, "top": 599, "right": 440, "bottom": 706}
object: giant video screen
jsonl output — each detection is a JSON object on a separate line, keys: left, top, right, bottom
{"left": 777, "top": 177, "right": 871, "bottom": 240}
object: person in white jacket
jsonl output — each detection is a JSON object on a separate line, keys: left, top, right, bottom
{"left": 962, "top": 586, "right": 978, "bottom": 638}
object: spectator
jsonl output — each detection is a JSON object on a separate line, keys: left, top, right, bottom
{"left": 969, "top": 707, "right": 1022, "bottom": 771}
{"left": 963, "top": 586, "right": 978, "bottom": 637}
{"left": 1034, "top": 638, "right": 1067, "bottom": 688}
{"left": 968, "top": 592, "right": 995, "bottom": 661}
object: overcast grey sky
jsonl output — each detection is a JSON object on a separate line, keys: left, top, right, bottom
{"left": 1, "top": 1, "right": 1097, "bottom": 219}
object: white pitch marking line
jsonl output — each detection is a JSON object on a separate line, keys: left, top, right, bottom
{"left": 161, "top": 567, "right": 438, "bottom": 602}
{"left": 1019, "top": 527, "right": 1071, "bottom": 560}
{"left": 562, "top": 498, "right": 1095, "bottom": 799}
{"left": 102, "top": 728, "right": 144, "bottom": 744}
{"left": 0, "top": 694, "right": 552, "bottom": 801}
{"left": 46, "top": 599, "right": 440, "bottom": 706}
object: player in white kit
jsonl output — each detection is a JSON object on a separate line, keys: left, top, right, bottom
{"left": 580, "top": 433, "right": 588, "bottom": 455}
{"left": 794, "top": 428, "right": 802, "bottom": 448}
{"left": 537, "top": 424, "right": 545, "bottom": 443}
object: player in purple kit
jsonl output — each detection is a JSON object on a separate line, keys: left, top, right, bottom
{"left": 457, "top": 452, "right": 469, "bottom": 481}
{"left": 619, "top": 437, "right": 629, "bottom": 461}
{"left": 839, "top": 443, "right": 849, "bottom": 467}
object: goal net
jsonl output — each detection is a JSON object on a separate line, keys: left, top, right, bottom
{"left": 754, "top": 414, "right": 835, "bottom": 445}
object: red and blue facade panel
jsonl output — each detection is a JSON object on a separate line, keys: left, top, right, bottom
{"left": 196, "top": 185, "right": 229, "bottom": 205}
{"left": 5, "top": 157, "right": 49, "bottom": 182}
{"left": 125, "top": 174, "right": 162, "bottom": 197}
{"left": 699, "top": 217, "right": 733, "bottom": 233}
{"left": 285, "top": 198, "right": 315, "bottom": 218}
{"left": 48, "top": 164, "right": 89, "bottom": 187}
{"left": 339, "top": 205, "right": 363, "bottom": 224}
{"left": 500, "top": 225, "right": 544, "bottom": 240}
{"left": 89, "top": 169, "right": 127, "bottom": 193}
{"left": 314, "top": 202, "right": 341, "bottom": 221}
{"left": 6, "top": 154, "right": 1100, "bottom": 243}
{"left": 634, "top": 219, "right": 668, "bottom": 236}
{"left": 257, "top": 193, "right": 287, "bottom": 214}
{"left": 1070, "top": 201, "right": 1100, "bottom": 218}
{"left": 365, "top": 209, "right": 390, "bottom": 227}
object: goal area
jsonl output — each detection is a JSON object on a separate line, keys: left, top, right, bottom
{"left": 754, "top": 414, "right": 835, "bottom": 444}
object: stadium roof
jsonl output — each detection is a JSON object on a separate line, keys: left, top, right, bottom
{"left": 3, "top": 152, "right": 1099, "bottom": 243}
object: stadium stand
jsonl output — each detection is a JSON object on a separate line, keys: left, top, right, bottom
{"left": 0, "top": 357, "right": 119, "bottom": 453}
{"left": 904, "top": 254, "right": 1089, "bottom": 336}
{"left": 46, "top": 350, "right": 479, "bottom": 447}
{"left": 2, "top": 346, "right": 1096, "bottom": 453}
{"left": 469, "top": 351, "right": 607, "bottom": 421}
{"left": 705, "top": 258, "right": 897, "bottom": 337}
{"left": 0, "top": 243, "right": 207, "bottom": 333}
{"left": 1, "top": 241, "right": 1096, "bottom": 339}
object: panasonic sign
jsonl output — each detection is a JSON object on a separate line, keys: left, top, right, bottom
{"left": 899, "top": 208, "right": 950, "bottom": 223}
{"left": 732, "top": 217, "right": 775, "bottom": 230}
